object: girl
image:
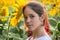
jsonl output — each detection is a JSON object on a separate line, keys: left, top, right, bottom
{"left": 22, "top": 1, "right": 52, "bottom": 40}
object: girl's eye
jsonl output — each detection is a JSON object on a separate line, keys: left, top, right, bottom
{"left": 30, "top": 15, "right": 35, "bottom": 18}
{"left": 24, "top": 16, "right": 27, "bottom": 19}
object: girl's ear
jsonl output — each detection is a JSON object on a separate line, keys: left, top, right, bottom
{"left": 40, "top": 13, "right": 45, "bottom": 22}
{"left": 39, "top": 13, "right": 45, "bottom": 26}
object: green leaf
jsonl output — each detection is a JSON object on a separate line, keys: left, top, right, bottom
{"left": 0, "top": 20, "right": 3, "bottom": 35}
{"left": 49, "top": 18, "right": 57, "bottom": 27}
{"left": 57, "top": 22, "right": 60, "bottom": 31}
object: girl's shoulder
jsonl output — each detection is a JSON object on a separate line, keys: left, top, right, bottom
{"left": 36, "top": 35, "right": 52, "bottom": 40}
{"left": 26, "top": 35, "right": 52, "bottom": 40}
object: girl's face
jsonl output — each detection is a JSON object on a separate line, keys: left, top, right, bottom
{"left": 24, "top": 6, "right": 44, "bottom": 31}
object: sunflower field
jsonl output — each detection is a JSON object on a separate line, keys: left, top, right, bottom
{"left": 0, "top": 0, "right": 60, "bottom": 40}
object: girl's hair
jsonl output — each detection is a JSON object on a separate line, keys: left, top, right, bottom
{"left": 23, "top": 2, "right": 46, "bottom": 17}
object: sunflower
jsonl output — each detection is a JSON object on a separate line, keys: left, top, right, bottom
{"left": 57, "top": 7, "right": 60, "bottom": 17}
{"left": 14, "top": 0, "right": 30, "bottom": 8}
{"left": 0, "top": 6, "right": 9, "bottom": 21}
{"left": 0, "top": 0, "right": 3, "bottom": 5}
{"left": 2, "top": 0, "right": 15, "bottom": 6}
{"left": 10, "top": 13, "right": 23, "bottom": 27}
{"left": 10, "top": 8, "right": 23, "bottom": 27}
{"left": 9, "top": 0, "right": 30, "bottom": 27}
{"left": 49, "top": 6, "right": 57, "bottom": 16}
{"left": 48, "top": 0, "right": 60, "bottom": 16}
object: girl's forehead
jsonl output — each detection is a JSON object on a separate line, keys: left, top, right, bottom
{"left": 24, "top": 6, "right": 36, "bottom": 14}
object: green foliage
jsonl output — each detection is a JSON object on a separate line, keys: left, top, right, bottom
{"left": 57, "top": 22, "right": 60, "bottom": 31}
{"left": 49, "top": 16, "right": 60, "bottom": 40}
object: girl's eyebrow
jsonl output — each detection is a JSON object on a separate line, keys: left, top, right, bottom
{"left": 28, "top": 13, "right": 34, "bottom": 15}
{"left": 23, "top": 13, "right": 34, "bottom": 17}
{"left": 29, "top": 14, "right": 33, "bottom": 15}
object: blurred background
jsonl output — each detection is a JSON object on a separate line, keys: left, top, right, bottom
{"left": 0, "top": 0, "right": 60, "bottom": 40}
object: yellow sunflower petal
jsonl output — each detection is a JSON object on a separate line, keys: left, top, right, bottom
{"left": 10, "top": 16, "right": 18, "bottom": 27}
{"left": 0, "top": 6, "right": 9, "bottom": 21}
{"left": 1, "top": 6, "right": 9, "bottom": 16}
{"left": 49, "top": 7, "right": 57, "bottom": 16}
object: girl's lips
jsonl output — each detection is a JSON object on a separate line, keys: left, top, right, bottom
{"left": 27, "top": 24, "right": 32, "bottom": 26}
{"left": 27, "top": 25, "right": 32, "bottom": 27}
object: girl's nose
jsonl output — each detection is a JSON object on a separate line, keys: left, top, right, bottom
{"left": 26, "top": 17, "right": 31, "bottom": 23}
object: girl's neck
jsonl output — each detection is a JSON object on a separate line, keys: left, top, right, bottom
{"left": 32, "top": 26, "right": 47, "bottom": 39}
